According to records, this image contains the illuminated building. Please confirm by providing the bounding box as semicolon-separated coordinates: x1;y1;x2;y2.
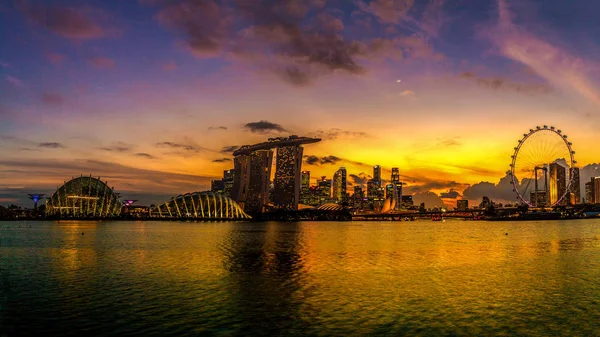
211;179;225;193
273;145;304;210
373;165;381;184
548;163;566;205
317;176;332;204
391;167;399;183
457;199;469;211
366;179;378;209
353;186;364;209
585;180;594;204
595;177;600;204
232;135;320;213
150;192;249;219
570;167;581;204
401;195;414;208
300;171;310;204
45;175;121;218
332;167;347;203
530;191;547;207
223;169;234;198
385;184;395;199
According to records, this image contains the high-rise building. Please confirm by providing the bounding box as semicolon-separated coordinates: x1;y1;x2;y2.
585;180;594;204
353;186;364;210
273;145;304;210
385;184;395;199
317;176;332;204
223;169;234;197
391;167;400;183
211;179;225;193
595;177;600;204
232;150;273;213
457;199;469;211
332;167;347;203
549;163;567;205
570;167;581;204
395;182;403;210
300;171;310;205
401;195;414;208
373;165;381;184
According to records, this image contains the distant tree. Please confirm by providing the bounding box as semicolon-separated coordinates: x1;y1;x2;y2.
418;202;426;213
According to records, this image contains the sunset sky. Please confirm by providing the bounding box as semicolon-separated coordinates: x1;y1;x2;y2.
1;0;600;207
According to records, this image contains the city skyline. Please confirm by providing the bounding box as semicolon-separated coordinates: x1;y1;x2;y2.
2;0;600;207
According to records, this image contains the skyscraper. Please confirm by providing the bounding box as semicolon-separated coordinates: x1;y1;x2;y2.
391;167;400;183
548;163;566;205
570;167;581;204
300;171;310;205
232;150;273;213
332;167;347;203
273;145;304;210
585;180;594;204
595;177;600;204
373;165;381;184
223;169;234;198
317;176;332;204
353;186;364;209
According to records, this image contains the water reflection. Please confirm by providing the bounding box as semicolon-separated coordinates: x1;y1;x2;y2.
1;220;600;336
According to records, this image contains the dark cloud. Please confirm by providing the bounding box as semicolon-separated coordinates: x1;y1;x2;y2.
412;191;444;208
437;137;460;147
459;72;553;95
100;143;131;152
304;155;342;165
212;158;232;163
310;128;369;140
440;189;461;199
402;180;464;195
462;172;517;203
144;0;439;85
41;93;65;106
349;173;371;188
358;0;414;24
244;120;287;134
135;153;156;159
21;4;107;39
156;141;198;152
220;145;240;154
38;142;65;149
208;126;228;131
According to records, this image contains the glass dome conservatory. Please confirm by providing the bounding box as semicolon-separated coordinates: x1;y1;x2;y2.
46;175;122;218
150;192;250;220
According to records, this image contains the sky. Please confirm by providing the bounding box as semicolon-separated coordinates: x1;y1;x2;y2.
1;0;600;208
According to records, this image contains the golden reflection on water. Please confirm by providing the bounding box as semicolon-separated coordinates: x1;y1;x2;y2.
4;219;599;335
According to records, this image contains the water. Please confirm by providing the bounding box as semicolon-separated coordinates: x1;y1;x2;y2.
1;220;600;336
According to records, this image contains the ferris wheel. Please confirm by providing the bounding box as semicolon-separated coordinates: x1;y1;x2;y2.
509;125;576;207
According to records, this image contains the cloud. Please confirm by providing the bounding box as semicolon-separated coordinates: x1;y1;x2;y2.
220;145;240;154
144;0;442;86
21;4;107;39
208;126;227;131
212;158;232;163
5;76;24;87
412;191;444;208
440;189;461;199
437;136;460;147
156;141;201;152
135;152;156;159
491;0;600;105
309;128;369;140
41;93;65;105
400;90;415;96
358;0;414;24
458;72;553;95
304;155;342;165
462;171;517;203
38;142;65;149
89;57;115;69
349;173;371;188
244;120;287;134
100;143;131;152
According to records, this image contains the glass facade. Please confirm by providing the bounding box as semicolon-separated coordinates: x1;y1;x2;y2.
273;145;303;210
150;192;250;219
46;176;121;218
332;167;347;203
